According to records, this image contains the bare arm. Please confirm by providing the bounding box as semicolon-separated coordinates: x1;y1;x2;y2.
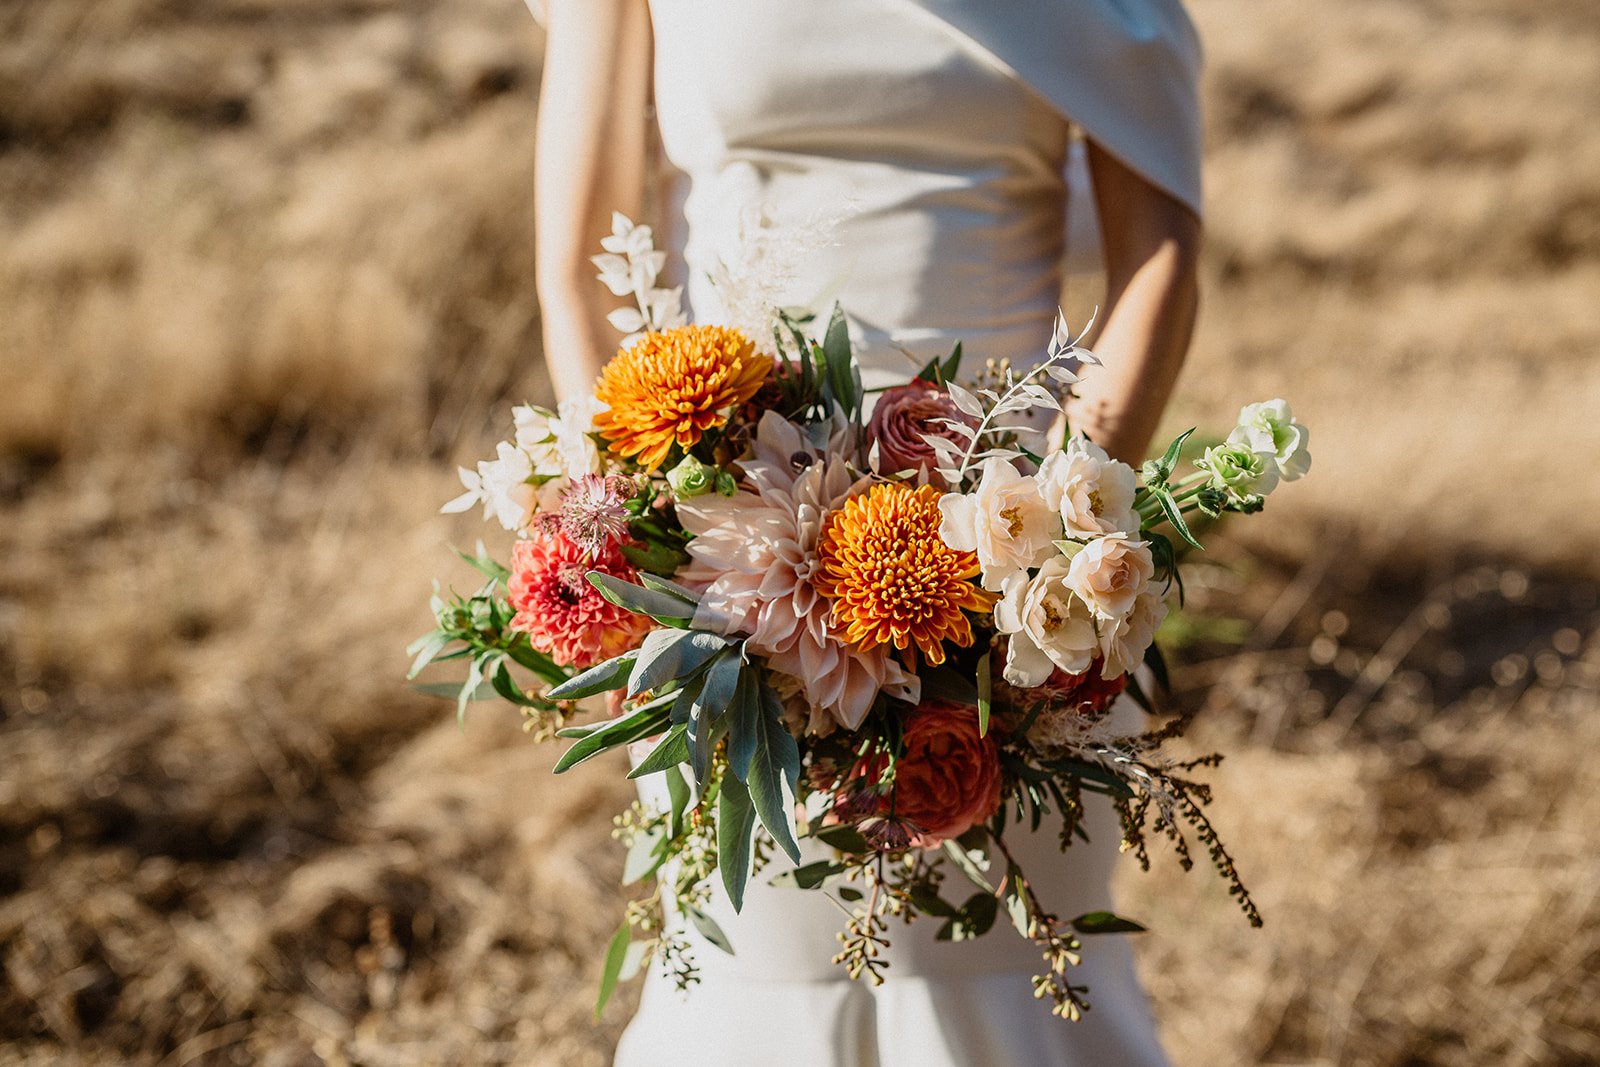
535;0;652;404
1067;143;1202;465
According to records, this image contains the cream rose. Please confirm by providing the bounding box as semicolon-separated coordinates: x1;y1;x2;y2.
1036;436;1140;537
1100;587;1169;678
938;457;1061;591
1065;534;1155;621
994;558;1101;687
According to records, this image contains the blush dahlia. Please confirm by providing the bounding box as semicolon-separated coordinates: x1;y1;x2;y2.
507;530;652;669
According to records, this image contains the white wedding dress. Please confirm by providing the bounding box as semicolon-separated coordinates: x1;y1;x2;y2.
612;1;1202;1064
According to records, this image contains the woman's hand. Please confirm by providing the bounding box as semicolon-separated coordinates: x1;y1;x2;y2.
535;0;652;404
1066;144;1202;466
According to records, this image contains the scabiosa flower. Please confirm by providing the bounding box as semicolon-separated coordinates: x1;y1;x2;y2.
591;324;773;470
558;474;634;555
507;529;651;669
815;483;995;666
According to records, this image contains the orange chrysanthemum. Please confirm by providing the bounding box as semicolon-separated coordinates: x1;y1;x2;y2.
591;325;773;471
815;483;996;666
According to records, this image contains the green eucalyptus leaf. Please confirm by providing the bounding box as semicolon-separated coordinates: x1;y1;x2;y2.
1071;910;1148;935
405;631;450;679
746;679;802;862
586;570;696;626
1003;866;1031;937
503;638;569;687
941;837;995;893
690;651;742;781
627;628;732;697
724;667;762;781
594;921;632;1020
717;772;758;913
976;650;993;737
626;723;691;779
812;824;872;855
636;573;703;606
547;652;637;700
768;860;845;890
684;905;735;956
553;704;671;773
620;540;692;576
665;764;692;841
906;882;962;918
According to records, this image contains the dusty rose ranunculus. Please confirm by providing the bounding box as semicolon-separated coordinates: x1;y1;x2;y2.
848;700;1003;847
867;379;977;486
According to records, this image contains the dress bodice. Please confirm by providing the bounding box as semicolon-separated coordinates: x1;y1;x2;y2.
651;0;1073;386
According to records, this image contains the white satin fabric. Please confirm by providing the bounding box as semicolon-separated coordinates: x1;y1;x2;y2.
611;1;1194;1062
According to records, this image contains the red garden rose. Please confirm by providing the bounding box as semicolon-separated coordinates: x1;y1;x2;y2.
841;700;1004;847
866;379;978;486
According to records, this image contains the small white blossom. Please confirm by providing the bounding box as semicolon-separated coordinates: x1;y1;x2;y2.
552;393;606;481
440;441;535;531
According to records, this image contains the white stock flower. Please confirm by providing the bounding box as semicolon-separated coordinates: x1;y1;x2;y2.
994;558;1102;687
938;457;1061;591
512;405;564;474
440;441;535;531
1036;436;1140;537
551;394;606;480
1100;587;1169;678
1065;533;1155;621
1229;399;1310;482
1196;441;1279;496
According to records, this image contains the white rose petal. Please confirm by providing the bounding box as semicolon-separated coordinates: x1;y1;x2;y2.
1036;436;1140;537
1100;587;1169;678
1065;533;1155;622
948;457;1062;591
995;560;1101;687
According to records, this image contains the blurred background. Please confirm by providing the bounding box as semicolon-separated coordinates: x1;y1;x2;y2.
1;0;1596;1063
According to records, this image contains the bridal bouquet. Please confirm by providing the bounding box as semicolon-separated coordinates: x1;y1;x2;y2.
412;215;1309;1019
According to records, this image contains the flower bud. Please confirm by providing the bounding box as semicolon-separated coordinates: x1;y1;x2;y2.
666;455;717;499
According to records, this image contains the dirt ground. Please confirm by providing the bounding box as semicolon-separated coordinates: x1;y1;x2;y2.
1;0;1596;1064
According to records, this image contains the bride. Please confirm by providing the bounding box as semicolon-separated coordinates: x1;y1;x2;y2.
534;1;1203;1063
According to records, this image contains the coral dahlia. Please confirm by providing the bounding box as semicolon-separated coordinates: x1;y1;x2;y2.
591;324;773;471
507;530;652;669
815;483;995;666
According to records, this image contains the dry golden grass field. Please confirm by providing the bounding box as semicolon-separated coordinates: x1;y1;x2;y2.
1;0;1597;1064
